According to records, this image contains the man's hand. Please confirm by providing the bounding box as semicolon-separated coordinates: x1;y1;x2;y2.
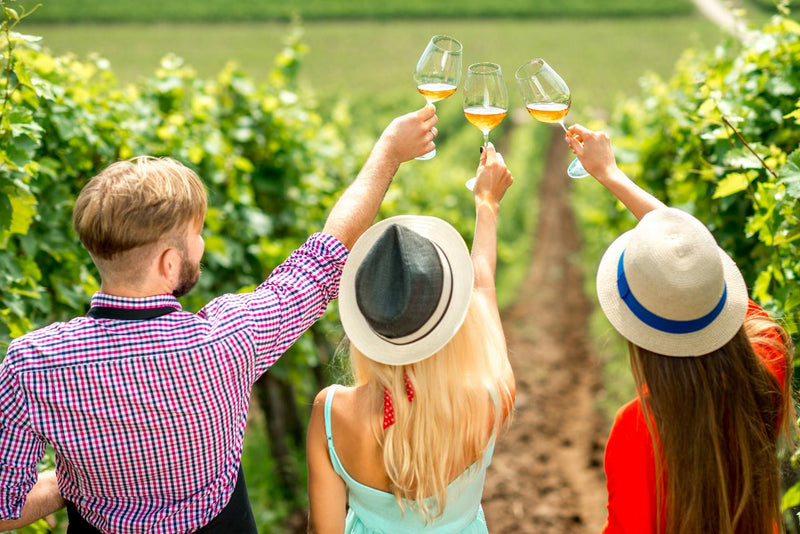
375;105;438;165
322;105;438;249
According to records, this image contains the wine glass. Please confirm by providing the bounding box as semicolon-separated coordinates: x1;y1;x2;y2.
515;58;589;178
463;62;508;190
413;35;462;160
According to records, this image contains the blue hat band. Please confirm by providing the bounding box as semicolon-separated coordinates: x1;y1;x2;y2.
617;251;727;335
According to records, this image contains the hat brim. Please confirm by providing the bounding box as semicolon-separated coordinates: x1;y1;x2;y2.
596;229;748;357
340;215;474;366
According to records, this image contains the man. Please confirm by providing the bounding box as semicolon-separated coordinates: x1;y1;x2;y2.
0;105;437;533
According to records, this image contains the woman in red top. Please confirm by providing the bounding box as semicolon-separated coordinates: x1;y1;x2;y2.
567;125;795;534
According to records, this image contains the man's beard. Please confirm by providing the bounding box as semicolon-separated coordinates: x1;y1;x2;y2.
172;250;201;298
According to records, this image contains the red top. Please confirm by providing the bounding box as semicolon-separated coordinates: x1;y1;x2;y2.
602;301;788;533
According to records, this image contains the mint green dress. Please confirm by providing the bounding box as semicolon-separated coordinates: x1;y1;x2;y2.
324;385;494;534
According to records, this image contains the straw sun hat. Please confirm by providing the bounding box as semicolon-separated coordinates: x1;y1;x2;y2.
339;215;474;366
596;208;748;357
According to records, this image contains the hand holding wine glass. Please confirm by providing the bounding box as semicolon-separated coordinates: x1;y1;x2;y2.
413;35;462;160
377;105;439;164
515;58;589;178
564;124;618;180
463;62;508;190
472;144;513;206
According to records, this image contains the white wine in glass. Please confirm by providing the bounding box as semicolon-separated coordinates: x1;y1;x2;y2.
515;58;589;178
414;35;462;160
463;62;508;190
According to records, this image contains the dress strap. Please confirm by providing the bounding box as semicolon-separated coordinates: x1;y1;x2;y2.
323;385;347;477
484;437;496;466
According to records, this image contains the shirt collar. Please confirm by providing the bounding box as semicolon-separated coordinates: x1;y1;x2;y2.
89;292;183;312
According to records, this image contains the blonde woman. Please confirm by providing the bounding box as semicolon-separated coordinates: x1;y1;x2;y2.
306;145;515;533
568;125;795;534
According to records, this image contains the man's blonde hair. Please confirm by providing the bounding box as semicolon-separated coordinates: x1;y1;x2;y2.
73;156;207;260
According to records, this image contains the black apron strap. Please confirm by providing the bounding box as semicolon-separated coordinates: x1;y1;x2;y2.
65;500;102;533
66;466;257;533
86;306;177;321
196;466;257;534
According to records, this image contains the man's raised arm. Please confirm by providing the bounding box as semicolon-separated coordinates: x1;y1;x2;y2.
323;105;437;250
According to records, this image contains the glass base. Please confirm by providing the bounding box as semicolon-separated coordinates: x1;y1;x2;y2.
567;157;590;179
465;177;476;191
416;148;436;161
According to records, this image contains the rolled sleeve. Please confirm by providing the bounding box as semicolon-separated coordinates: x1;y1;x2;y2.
199;233;349;378
266;233;348;304
0;361;45;519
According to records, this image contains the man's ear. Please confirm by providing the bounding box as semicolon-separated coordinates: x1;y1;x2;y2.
158;246;182;288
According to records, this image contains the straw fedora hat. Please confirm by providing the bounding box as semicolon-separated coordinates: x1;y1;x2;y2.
596;208;748;357
339;215;474;366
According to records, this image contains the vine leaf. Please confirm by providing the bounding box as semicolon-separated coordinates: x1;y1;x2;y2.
713;172;750;198
0;192;10;231
778;149;800;200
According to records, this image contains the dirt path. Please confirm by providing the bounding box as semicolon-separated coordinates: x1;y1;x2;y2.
481;129;608;533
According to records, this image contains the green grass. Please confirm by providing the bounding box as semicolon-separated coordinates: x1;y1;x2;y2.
22;16;727;113
22;0;696;22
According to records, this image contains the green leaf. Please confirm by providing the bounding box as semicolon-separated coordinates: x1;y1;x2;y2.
766;74;795;97
723;148;763;170
783;480;800;510
745;210;773;239
8;32;42;44
0;193;11;232
9;192;36;235
14;62;33;89
784;107;800;122
4;7;20;22
16;518;52;534
713;173;750;199
204;235;227;255
752;267;773;303
778;150;800;199
2;292;26;318
244;208;272;237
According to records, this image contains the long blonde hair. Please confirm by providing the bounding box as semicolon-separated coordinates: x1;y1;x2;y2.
349;292;513;522
630;312;795;534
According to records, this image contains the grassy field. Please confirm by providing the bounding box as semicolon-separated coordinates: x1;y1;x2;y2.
23;16;728;114
23;0;696;22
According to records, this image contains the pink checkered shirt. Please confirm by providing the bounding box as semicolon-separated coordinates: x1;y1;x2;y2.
0;233;347;533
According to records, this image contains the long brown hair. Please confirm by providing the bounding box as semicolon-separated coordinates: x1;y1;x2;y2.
630;313;795;534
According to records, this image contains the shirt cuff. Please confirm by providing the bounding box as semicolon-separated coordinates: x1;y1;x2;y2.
307;233;349;267
303;233;349;300
0;487;26;520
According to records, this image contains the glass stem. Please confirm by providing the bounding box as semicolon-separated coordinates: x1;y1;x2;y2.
558;120;568;133
483;132;489;146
